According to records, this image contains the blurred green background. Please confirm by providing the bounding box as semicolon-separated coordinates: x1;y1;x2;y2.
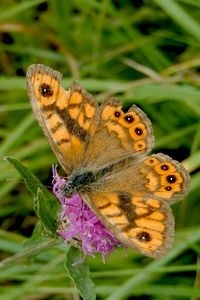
0;0;200;299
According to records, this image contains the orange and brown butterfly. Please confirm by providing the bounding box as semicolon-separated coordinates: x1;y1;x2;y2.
26;64;189;258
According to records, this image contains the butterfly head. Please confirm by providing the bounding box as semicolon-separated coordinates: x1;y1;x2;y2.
63;171;95;198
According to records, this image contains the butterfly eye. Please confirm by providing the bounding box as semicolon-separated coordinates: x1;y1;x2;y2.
39;83;54;97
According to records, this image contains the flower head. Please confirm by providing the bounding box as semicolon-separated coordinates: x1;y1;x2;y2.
52;166;121;259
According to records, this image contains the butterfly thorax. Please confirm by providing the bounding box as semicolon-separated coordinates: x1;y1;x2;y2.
64;171;95;197
64;155;136;197
64;155;137;197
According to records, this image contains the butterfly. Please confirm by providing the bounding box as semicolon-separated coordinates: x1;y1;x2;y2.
26;64;189;258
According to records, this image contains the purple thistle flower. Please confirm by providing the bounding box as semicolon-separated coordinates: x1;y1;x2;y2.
52;166;121;259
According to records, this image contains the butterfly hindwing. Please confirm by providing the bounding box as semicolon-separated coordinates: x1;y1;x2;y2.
82;189;174;258
81;153;189;257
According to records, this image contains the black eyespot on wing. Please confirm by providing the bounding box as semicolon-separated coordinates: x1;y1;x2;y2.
136;231;152;242
124;115;134;123
166;174;177;183
114;111;121;118
161;164;169;171
135;127;143;136
39;83;54;97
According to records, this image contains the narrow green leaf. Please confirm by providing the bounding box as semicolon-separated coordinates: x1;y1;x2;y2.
34;188;59;234
23;222;49;249
6;156;60;235
65;247;96;300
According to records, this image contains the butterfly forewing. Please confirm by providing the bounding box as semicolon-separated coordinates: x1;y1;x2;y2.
81;98;154;170
26;64;97;173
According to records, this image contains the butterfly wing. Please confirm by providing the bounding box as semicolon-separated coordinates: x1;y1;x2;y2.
27;64;154;174
82;97;154;169
26;64;98;174
81;154;189;258
82;190;174;258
